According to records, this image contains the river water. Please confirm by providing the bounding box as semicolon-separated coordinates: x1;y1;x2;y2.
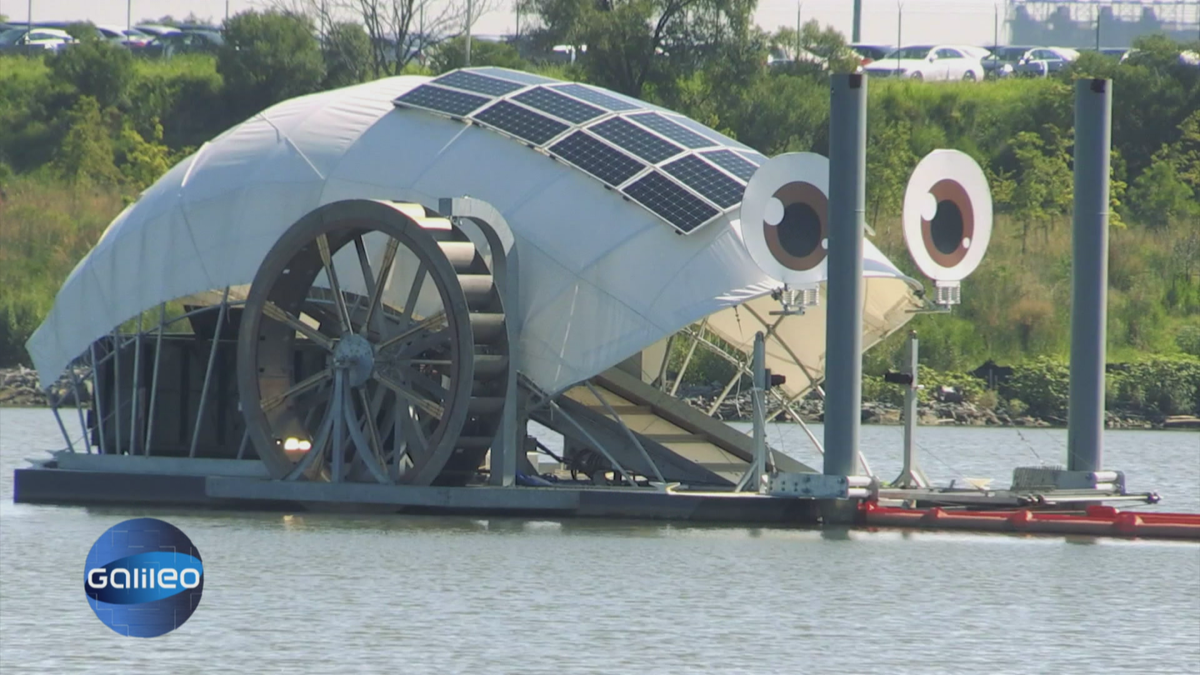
0;407;1197;674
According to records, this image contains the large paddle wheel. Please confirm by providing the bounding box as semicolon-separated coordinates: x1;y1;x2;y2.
237;200;511;487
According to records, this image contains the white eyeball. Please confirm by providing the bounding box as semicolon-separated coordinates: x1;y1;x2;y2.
740;152;830;283
902;149;993;283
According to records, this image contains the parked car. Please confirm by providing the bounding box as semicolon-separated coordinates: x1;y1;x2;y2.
0;26;76;53
94;24;153;47
1098;47;1130;60
1013;47;1080;77
134;24;182;38
864;44;984;81
140;30;224;58
767;45;828;69
849;43;892;66
982;44;1030;78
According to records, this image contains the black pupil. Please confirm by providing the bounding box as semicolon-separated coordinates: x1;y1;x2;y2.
930;200;963;255
778;202;821;259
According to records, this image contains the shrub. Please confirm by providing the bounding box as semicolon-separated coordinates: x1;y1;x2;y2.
1002;357;1071;419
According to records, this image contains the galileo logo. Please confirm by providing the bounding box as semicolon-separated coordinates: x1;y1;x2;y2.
83;517;204;638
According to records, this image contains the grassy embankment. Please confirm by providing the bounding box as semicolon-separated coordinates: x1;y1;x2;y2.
1;48;1198;420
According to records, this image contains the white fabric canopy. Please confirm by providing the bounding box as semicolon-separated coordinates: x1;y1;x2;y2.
27;73;922;393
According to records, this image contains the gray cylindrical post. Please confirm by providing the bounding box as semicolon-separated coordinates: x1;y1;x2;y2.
1068;78;1112;473
823;73;868;477
852;0;862;42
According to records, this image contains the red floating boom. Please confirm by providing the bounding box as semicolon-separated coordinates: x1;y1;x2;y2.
859;501;1200;541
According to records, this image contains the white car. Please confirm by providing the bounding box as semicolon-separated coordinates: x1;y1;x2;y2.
1013;47;1080;76
864;44;984;81
0;27;75;52
94;24;153;47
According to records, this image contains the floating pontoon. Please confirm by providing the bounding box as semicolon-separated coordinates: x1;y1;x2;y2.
14;69;1191;538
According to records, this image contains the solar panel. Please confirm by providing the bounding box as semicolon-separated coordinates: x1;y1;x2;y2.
432;70;525;96
624;171;720;234
700;149;758;181
661;114;755;151
470;67;558;85
627;113;716;149
472;100;570;145
551;83;642;111
513;87;605;124
590;117;684;163
394;84;490;117
737;150;768;165
549;132;646;187
662;155;745;208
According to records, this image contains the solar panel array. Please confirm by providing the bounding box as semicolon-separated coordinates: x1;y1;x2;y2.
393;68;767;234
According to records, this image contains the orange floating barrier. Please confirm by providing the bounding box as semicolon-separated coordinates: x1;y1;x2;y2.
858;500;1200;540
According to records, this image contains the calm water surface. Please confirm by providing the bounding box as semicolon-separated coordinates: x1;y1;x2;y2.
1;407;1197;674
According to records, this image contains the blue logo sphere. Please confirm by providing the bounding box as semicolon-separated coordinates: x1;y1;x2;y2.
83;517;204;637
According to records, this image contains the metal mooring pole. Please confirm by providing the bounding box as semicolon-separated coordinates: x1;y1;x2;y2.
892;331;930;488
1067;78;1112;473
823;73;867;478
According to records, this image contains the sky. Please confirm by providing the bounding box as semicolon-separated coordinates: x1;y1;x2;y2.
3;0;1030;46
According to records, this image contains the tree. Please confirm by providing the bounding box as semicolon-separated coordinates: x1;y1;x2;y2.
520;0;751;98
53;96;121;185
323;21;373;88
117;120;173;194
218;10;326;119
866;120;917;233
48;37;135;110
431;37;527;72
770;19;860;74
1126;157;1195;228
1008;126;1072;250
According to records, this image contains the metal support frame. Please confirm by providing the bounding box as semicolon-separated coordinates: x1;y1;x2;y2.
584;381;665;484
677;325;880;476
189;287;230;458
891;331;930;489
50;397;76;453
68;369;90;453
548;400;638;487
89;343;107;455
669;320;705;396
145;303;167;455
112;328;122;455
655;334;675;390
707;370;742;417
129;312;143;456
1067;78;1111;474
735;332;769;492
823;73;868;478
52;298;247;457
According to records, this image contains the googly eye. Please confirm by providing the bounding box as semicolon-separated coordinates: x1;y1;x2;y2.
902;150;993;283
740;152;830;284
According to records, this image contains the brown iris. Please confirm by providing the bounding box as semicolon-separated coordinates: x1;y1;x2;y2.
764;181;828;272
921;179;975;267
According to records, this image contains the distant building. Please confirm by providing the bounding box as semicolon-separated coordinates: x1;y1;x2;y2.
1009;0;1200;48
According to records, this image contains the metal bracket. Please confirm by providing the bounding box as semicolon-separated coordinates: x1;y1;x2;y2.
769;284;820;316
1011;466;1127;493
761;472;875;499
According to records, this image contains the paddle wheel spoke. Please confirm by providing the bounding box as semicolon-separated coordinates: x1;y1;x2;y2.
363;237;400;337
317;233;354;334
261;368;331;412
262;301;335;351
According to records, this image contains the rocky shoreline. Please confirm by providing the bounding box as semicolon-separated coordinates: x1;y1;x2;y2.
675;384;1198;431
0;366;92;408
2;367;1196;430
